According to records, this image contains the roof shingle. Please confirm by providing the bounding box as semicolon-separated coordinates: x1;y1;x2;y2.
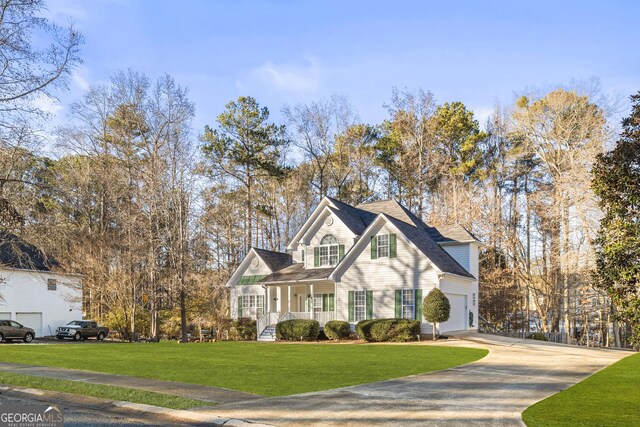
252;248;292;272
0;231;59;272
426;225;480;244
259;263;334;284
385;216;475;279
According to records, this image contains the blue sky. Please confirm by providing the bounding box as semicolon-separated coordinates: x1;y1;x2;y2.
43;0;639;135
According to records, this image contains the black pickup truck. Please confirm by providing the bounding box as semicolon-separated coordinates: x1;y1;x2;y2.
56;320;109;341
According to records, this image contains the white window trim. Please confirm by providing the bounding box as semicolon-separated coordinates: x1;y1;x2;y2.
319;234;339;267
402;289;414;320
377;234;389;258
305;293;334;312
354;290;366;322
242;294;264;319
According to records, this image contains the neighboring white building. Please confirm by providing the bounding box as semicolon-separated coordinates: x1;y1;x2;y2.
227;197;480;340
0;232;82;337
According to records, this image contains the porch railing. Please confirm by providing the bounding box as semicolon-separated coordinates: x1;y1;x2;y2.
314;311;335;326
257;312;281;337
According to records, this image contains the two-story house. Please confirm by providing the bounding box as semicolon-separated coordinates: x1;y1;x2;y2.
226;197;480;340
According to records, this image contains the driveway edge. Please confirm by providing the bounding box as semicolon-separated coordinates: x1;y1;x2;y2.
0;385;274;426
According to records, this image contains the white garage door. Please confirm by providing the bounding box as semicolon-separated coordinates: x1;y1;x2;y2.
0;312;10;320
440;294;467;332
16;312;42;337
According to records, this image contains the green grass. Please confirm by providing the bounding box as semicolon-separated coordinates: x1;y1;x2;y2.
523;353;640;427
0;341;487;396
0;372;208;409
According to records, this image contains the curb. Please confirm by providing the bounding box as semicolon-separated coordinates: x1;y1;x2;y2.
0;385;273;426
113;401;273;426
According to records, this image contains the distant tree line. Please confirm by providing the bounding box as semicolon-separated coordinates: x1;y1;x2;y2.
1;0;637;347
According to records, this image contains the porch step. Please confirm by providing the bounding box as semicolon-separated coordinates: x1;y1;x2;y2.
258;325;276;342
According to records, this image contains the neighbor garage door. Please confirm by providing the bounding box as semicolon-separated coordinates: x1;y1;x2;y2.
0;312;10;320
16;312;42;337
440;294;467;332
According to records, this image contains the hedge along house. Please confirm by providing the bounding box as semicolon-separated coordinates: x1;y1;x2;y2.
226;197;480;341
0;231;82;337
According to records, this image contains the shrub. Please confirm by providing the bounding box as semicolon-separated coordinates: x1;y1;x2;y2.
526;332;548;341
324;320;351;340
423;288;451;340
276;319;320;341
230;318;256;340
355;318;421;342
355;319;375;340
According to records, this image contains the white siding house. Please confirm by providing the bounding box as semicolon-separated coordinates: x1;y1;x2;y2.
0;268;82;337
226;197;481;340
0;233;82;337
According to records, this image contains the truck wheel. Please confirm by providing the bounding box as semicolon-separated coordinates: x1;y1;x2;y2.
73;331;82;341
97;332;105;341
0;333;4;343
23;333;34;343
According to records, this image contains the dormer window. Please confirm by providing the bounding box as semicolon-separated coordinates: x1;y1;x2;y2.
319;234;339;266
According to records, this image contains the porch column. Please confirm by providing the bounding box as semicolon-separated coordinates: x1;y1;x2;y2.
334;282;337;320
287;286;291;313
265;286;271;314
276;286;281;312
310;284;315;320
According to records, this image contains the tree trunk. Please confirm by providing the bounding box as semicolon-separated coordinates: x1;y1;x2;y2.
611;302;622;347
246;171;253;252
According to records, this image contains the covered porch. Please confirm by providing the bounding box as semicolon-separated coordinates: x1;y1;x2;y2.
255;263;337;340
258;281;336;340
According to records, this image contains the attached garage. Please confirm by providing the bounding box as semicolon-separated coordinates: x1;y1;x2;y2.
440;293;467;332
16;312;43;337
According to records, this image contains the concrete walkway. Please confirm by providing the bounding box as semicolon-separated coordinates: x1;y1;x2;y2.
0;362;261;405
201;333;630;426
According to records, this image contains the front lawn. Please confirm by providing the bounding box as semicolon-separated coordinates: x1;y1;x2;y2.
0;372;208;409
0;341;487;396
523;353;640;427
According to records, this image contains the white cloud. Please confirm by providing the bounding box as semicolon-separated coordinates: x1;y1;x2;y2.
243;56;321;93
71;66;91;92
32;93;64;117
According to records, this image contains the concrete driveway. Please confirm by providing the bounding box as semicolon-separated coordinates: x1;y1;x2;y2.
203;333;629;426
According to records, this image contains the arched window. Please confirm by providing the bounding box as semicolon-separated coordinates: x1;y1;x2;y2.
320;235;338;245
319;234;339;266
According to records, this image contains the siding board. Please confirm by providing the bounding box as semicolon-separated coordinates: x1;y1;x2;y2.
305;211;357;269
338;222;439;333
442;244;470;272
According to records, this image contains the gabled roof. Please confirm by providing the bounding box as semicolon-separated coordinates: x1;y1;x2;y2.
259;263;334;284
385;217;475;279
329;212;475;281
226;247;291;287
356;200;423;228
426;225;481;244
326;198;374;235
252;248;292;272
0;231;59;272
273;197;479;282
